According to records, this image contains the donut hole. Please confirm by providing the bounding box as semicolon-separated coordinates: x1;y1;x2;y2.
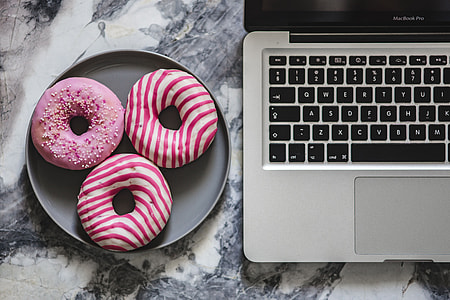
158;105;182;130
70;116;89;135
112;189;135;215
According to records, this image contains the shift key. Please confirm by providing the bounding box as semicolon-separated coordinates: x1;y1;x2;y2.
270;106;300;122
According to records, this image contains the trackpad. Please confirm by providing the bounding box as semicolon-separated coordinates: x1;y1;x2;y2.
355;177;450;255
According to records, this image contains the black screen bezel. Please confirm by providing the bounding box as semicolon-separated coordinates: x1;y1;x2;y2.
245;0;450;33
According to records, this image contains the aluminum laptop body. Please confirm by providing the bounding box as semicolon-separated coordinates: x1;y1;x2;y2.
243;0;450;262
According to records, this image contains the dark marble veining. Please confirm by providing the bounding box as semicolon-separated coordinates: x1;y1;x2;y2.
91;0;133;23
415;263;450;298
23;0;62;24
2;0;450;298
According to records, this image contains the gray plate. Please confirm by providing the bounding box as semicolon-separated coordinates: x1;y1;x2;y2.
25;50;231;250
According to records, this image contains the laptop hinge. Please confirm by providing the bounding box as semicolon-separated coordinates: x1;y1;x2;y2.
290;32;450;43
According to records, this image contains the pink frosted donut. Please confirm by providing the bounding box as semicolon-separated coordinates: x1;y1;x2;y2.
77;153;172;251
125;69;218;168
31;77;124;170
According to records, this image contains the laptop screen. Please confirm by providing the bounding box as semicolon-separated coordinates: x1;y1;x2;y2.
245;0;450;32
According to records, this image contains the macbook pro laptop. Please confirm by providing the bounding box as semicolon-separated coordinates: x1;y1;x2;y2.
243;0;450;262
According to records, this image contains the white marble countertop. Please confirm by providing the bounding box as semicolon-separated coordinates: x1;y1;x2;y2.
1;0;450;299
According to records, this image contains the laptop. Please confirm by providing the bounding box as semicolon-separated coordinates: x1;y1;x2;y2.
243;0;450;262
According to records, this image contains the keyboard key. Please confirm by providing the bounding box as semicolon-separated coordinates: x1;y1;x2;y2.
444;68;450;84
389;56;407;65
310;56;327;65
429;125;446;140
270;87;295;103
369;56;387;65
405;68;421;84
342;106;358;122
330;56;346;65
375;87;392;103
303;106;320;122
419;106;435;122
438;106;450;121
269;144;286;162
430;55;447;65
414;87;431;103
351;143;445;162
289;68;306;84
394;87;412;103
385;68;402;84
269;56;286;65
293;125;310;140
308;143;325;162
270;106;300;122
289;144;305;162
409;124;426;140
434;87;450;103
410;55;427;65
361;106;377;122
347;68;363;84
366;68;382;84
371;125;388;140
424;68;440;84
308;68;325;84
317;87;334;103
332;125;348;140
322;106;339;122
327;68;344;84
270;68;286;84
351;125;368;140
349;56;367;65
313;125;329;140
298;87;315;103
337;87;353;103
356;87;373;103
289;56;307;65
390;125;406;140
400;106;416;121
327;144;349;162
380;106;397;122
269;125;290;140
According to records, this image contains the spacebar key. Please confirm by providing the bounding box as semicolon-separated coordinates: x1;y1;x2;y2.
352;143;445;162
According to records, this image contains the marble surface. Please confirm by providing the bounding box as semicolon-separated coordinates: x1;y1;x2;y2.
1;0;450;299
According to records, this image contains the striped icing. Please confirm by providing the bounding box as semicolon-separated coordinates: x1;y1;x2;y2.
125;69;218;168
77;153;172;251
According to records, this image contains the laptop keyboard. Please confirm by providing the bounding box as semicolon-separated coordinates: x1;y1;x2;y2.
267;51;450;165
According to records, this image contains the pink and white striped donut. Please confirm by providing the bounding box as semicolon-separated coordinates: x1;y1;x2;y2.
125;69;218;168
77;153;172;251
